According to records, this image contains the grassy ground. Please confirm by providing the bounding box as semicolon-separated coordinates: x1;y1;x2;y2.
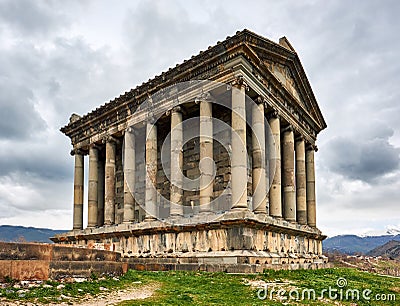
1;268;399;305
120;268;400;305
0;272;146;304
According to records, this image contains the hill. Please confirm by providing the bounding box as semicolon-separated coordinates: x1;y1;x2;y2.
0;225;66;243
323;234;400;254
367;240;400;260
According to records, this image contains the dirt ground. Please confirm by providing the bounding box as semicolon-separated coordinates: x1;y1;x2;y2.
0;283;158;306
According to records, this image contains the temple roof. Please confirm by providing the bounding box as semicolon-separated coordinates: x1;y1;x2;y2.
61;29;326;137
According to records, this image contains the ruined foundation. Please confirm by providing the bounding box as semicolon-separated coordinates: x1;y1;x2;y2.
53;212;329;271
0;242;126;281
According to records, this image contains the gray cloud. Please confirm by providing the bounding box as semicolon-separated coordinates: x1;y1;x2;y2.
122;1;239;85
0;83;46;140
0;0;68;36
0;143;70;180
323;136;400;183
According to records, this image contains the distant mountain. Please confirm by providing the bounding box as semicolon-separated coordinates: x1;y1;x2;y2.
361;225;400;237
0;225;66;243
367;240;400;260
323;234;400;255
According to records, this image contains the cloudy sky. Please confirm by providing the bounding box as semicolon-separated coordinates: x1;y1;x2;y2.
0;0;399;237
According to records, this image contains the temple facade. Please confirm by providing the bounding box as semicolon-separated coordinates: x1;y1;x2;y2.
52;30;328;270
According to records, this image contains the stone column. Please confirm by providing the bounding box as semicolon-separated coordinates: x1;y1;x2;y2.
72;149;84;230
282;126;296;222
104;137;116;226
87;145;99;228
252;97;267;215
231;77;248;210
170;107;183;216
268;111;282;218
145;120;157;221
198;94;213;213
295;137;307;225
123;128;135;223
97;153;105;227
306;145;317;227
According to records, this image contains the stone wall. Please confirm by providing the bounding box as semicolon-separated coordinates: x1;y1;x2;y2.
0;242;126;281
125;257;330;273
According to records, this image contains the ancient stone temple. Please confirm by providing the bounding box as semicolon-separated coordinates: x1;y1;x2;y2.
52;30;328;271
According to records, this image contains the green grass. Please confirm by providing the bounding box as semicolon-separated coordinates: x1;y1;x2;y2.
1;268;399;305
120;268;400;306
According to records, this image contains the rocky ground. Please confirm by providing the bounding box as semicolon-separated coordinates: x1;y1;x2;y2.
0;273;158;306
0;283;156;306
327;252;400;276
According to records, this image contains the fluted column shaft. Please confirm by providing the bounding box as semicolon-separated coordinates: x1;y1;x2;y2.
199;98;213;212
123;128;135;223
88;146;99;228
145;121;157;221
306;147;317;227
295;138;307;224
73;151;84;230
104;139;116;225
252;99;267;215
170;108;183;216
268;113;282;218
231;79;248;210
282;127;296;221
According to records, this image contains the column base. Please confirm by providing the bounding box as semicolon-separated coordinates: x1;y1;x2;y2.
254;212;267;220
230;204;249;211
170;213;183;217
198;210;213;215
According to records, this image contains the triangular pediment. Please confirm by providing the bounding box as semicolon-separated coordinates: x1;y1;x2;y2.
237;31;327;131
262;60;306;109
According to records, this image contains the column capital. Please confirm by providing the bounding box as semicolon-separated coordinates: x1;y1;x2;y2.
267;109;279;120
102;134;119;145
125;126;139;136
166;105;186;116
195;92;211;104
89;143;102;150
306;143;318;152
295;134;305;142
255;96;266;105
171;105;182;113
232;75;249;90
70;148;85;156
282;125;294;133
146;111;157;125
